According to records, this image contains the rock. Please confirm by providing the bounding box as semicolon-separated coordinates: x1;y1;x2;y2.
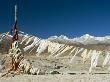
54;65;63;69
4;55;15;72
50;71;60;74
30;67;38;75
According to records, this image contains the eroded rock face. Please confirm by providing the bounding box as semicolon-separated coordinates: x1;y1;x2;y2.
2;34;110;75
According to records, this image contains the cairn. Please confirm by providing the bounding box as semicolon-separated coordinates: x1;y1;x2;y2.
1;41;38;77
0;5;41;77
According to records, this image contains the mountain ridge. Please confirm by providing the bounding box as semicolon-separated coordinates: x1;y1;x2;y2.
0;31;110;55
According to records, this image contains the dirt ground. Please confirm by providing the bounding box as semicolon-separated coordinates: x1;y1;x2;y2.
0;74;110;82
0;54;110;82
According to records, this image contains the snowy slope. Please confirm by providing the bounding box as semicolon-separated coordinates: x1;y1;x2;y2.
48;34;110;45
1;31;110;55
1;32;110;73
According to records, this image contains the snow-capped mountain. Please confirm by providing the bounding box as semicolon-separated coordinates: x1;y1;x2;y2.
48;34;110;45
0;32;110;55
1;32;110;73
73;34;110;45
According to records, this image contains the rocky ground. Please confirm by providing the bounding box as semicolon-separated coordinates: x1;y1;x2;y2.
0;53;110;82
1;74;110;82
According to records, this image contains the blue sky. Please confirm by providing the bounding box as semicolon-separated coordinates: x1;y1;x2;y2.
0;0;110;38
